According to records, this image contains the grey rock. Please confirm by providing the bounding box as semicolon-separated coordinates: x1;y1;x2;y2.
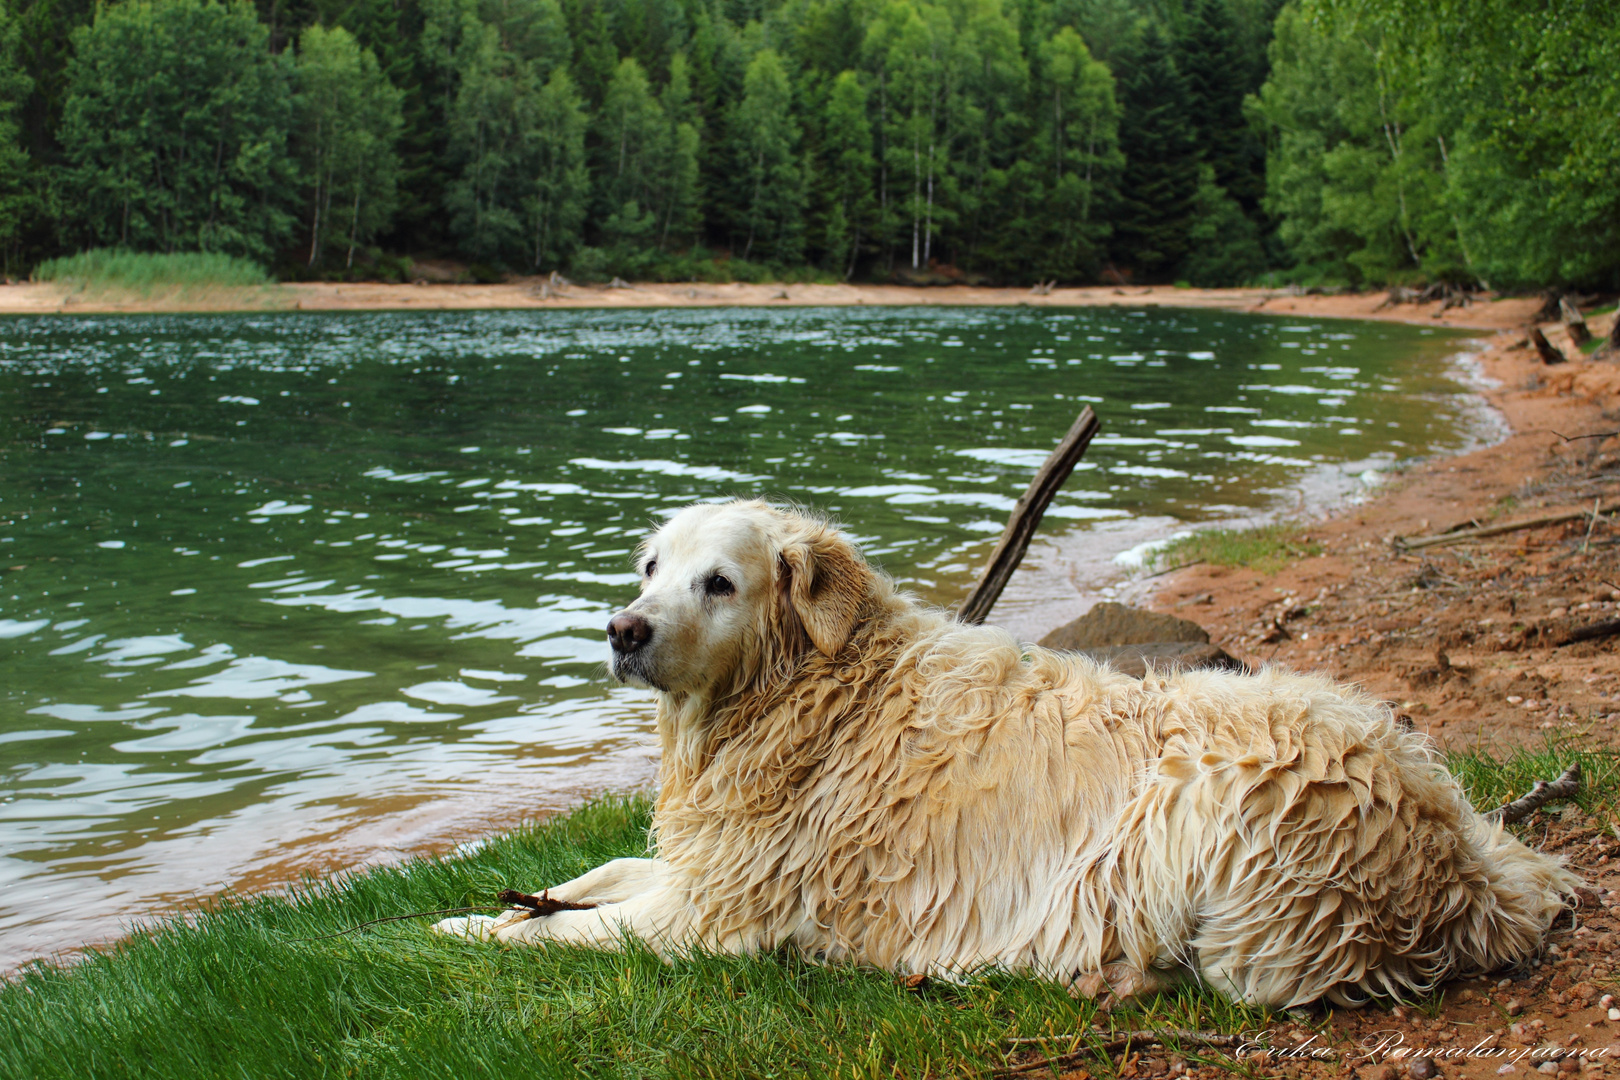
1070;642;1246;679
1038;601;1210;651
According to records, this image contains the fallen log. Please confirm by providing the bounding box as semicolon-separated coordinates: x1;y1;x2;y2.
1529;327;1566;365
1561;297;1592;346
1488;764;1582;825
1393;504;1605;551
957;406;1102;625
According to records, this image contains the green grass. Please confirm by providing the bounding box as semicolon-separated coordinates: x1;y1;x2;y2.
32;249;271;293
2;749;1608;1080
0;794;1275;1079
1446;737;1620;818
1149;522;1323;576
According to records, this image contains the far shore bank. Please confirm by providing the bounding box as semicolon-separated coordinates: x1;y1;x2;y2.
0;277;1546;331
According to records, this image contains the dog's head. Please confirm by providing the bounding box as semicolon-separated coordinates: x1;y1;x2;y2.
606;501;873;697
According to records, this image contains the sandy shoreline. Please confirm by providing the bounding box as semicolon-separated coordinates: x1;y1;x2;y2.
0;277;1546;332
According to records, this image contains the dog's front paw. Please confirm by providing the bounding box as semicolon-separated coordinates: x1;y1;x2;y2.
431;914;502;942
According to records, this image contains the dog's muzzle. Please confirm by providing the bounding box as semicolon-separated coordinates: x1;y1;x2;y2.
607;611;652;655
606;611;658;687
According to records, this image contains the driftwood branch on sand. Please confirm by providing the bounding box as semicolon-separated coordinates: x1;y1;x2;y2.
1529;327;1566;365
1393;503;1606;552
1488;764;1583;826
957;406;1102;625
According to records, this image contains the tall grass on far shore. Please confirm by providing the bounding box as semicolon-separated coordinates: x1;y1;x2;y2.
1;748;1609;1079
32;249;271;294
1148;521;1324;577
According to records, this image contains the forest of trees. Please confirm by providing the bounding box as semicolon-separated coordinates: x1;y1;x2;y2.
0;0;1615;291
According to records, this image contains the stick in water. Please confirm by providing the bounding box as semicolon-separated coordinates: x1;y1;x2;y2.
957;406;1102;625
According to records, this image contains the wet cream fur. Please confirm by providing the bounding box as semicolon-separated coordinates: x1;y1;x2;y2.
436;500;1577;1007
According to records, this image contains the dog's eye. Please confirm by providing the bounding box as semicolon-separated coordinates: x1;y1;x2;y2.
704;574;735;597
644;559;657;578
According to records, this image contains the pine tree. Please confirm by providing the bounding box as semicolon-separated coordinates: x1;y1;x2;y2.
294;24;404;271
525;67;589;269
1031;24;1119;280
595;56;664;249
442;0;571;265
1108;21;1198;281
0;8;34;276
817;70;875;278
655;52;701;250
731;47;804;264
1177;0;1260;211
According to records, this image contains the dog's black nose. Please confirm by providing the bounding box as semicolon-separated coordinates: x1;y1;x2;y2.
607;612;652;654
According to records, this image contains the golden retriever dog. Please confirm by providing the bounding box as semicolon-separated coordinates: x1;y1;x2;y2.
436;500;1577;1007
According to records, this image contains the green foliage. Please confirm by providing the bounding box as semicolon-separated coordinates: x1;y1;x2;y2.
0;7;34;276
1447;739;1620;820
441;0;573;267
732;47;804;264
815;70;877;279
8;0;1614;287
1109;21;1199;281
294;24;403;272
58;0;296;261
527;67;590;269
1254;0;1620;291
32;248;271;290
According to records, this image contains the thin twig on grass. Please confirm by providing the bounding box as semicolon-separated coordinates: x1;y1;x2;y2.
1488;764;1583;825
994;1031;1248;1077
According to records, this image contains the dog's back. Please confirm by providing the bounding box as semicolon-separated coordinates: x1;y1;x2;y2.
656;596;1576;1007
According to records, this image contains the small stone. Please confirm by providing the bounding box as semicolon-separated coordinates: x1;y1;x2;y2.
1609;1008;1619;1021
1497;1067;1518;1076
1602;994;1615;1009
1409;1058;1440;1079
1537;1064;1559;1076
1507;999;1525;1016
1558;1061;1580;1075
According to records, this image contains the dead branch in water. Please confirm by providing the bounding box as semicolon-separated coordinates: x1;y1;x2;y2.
1489;764;1583;825
957;406;1101;625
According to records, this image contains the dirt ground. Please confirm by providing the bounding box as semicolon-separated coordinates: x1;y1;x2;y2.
1083;310;1620;1079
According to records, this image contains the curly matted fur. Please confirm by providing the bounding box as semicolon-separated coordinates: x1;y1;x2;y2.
436;500;1577;1007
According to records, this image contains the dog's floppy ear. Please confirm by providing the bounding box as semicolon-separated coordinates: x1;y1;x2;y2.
778;524;868;658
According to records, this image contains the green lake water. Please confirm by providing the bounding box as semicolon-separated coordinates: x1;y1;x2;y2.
0;305;1477;967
